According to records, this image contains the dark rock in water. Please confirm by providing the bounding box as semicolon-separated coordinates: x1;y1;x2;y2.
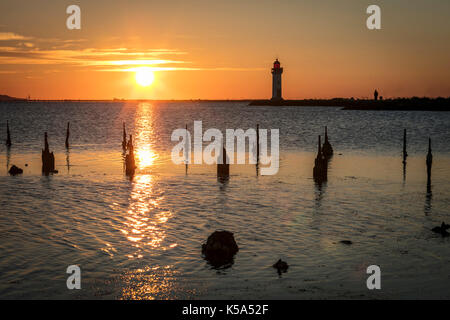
273;259;289;274
432;222;450;237
202;230;238;267
8;165;23;175
340;240;353;245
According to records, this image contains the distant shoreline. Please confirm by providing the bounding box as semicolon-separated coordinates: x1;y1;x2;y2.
1;94;450;111
249;98;450;111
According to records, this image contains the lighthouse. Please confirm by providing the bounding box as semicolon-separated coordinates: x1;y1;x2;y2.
271;59;283;101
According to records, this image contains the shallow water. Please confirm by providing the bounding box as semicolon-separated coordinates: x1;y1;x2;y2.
0;101;449;299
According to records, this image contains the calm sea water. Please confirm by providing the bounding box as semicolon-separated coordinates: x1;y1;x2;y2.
0;101;449;299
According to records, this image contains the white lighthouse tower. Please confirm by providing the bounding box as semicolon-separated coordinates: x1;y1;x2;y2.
271;59;283;101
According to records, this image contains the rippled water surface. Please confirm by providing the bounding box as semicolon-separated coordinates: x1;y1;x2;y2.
0;101;449;299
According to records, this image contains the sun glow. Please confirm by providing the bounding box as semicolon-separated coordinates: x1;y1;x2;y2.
135;67;155;87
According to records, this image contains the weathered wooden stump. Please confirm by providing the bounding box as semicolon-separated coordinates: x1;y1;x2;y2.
402;129;408;164
122;122;127;151
6;120;11;147
65;122;70;149
202;230;239;267
42;132;57;174
426;138;432;186
256;123;260;164
313;135;327;182
217;146;230;181
322;126;333;159
125;134;136;176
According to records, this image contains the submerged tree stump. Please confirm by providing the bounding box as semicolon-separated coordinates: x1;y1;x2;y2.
313;135;327;182
426;137;432;185
42;132;57;174
65;122;70;149
122;122;127;151
402;129;408;164
217;146;230;181
322;126;333;159
125;134;136;176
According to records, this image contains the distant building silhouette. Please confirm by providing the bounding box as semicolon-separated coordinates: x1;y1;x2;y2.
374;89;379;101
271;59;283;101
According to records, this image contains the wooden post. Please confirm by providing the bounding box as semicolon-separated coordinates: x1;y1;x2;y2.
402;129;407;164
217;146;230;181
65;122;70;149
313;135;327;182
6;120;11;147
42;132;56;174
125;134;136;176
185;124;188;175
426;137;432;186
322;126;333;159
122;122;127;150
256;124;260;164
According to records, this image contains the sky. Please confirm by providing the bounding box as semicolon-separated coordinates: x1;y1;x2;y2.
0;0;449;100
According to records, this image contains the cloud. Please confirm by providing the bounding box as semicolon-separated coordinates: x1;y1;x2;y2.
0;32;31;41
0;34;263;73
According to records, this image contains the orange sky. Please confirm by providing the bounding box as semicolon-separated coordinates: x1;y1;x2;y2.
0;0;449;100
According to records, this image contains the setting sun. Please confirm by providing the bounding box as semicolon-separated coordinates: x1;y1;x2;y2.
135;67;155;87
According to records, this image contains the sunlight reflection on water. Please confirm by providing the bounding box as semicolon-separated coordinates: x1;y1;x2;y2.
0;102;450;299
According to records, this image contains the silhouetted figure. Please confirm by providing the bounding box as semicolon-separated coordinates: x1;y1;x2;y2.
313;135;327;182
125;134;136;176
202;230;239;268
122;122;127;151
322;126;333;159
5;120;11;147
217;146;230;181
374;89;379;101
402;129;408;164
426;138;432;186
65;122;70;149
42;132;57;174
